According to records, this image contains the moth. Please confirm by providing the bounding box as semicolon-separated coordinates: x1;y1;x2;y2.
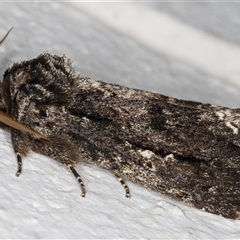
1;31;240;220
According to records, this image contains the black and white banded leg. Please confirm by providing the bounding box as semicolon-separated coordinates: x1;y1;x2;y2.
115;174;130;198
11;130;30;177
15;152;22;177
68;164;86;197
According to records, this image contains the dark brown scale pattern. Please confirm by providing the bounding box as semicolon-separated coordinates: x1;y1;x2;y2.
1;53;240;219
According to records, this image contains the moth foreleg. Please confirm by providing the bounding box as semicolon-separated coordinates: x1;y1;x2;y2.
115;174;130;198
15;153;22;177
68;164;86;197
11;130;30;177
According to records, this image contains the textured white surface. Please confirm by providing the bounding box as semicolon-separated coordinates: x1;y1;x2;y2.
0;2;240;239
72;2;240;86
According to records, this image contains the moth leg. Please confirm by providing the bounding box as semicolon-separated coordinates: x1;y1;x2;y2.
68;164;86;197
11;130;30;177
115;174;130;198
16;153;22;177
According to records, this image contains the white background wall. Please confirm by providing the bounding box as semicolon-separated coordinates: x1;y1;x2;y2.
0;2;240;238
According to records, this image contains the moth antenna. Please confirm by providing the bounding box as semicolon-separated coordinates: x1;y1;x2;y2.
0;27;13;46
0;111;49;140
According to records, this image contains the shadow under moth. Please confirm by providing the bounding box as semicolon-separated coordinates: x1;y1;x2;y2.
1;30;240;220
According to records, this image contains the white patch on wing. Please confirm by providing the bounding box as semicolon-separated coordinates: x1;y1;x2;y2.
165;154;175;161
215;109;232;119
215;109;239;134
138;149;154;159
226;121;238;134
215;110;225;120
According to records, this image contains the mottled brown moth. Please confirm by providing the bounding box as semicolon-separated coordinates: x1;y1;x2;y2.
1;30;240;220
